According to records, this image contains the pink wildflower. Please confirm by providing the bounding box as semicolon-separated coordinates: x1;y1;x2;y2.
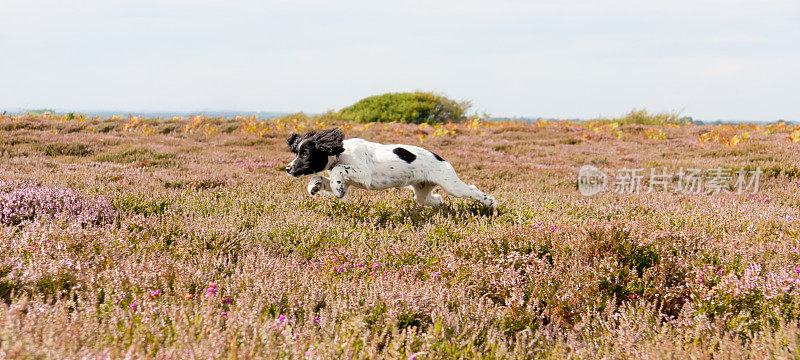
205;283;218;299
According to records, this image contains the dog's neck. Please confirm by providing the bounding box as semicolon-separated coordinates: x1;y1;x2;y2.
327;155;340;170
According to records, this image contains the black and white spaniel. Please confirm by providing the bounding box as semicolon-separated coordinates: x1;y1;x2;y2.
285;128;495;208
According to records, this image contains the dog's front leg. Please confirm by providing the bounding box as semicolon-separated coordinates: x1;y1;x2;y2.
328;168;349;199
308;175;332;196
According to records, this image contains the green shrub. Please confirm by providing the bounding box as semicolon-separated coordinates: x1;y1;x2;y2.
339;91;470;124
24;109;57;117
592;109;689;125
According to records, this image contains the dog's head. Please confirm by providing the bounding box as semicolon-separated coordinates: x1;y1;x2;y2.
285;128;345;177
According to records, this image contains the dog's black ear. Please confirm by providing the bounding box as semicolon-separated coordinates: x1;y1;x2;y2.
311;128;345;155
287;133;301;153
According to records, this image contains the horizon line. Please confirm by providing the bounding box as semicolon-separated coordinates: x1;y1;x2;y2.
1;107;795;124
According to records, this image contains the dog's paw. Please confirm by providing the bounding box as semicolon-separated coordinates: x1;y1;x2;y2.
481;194;496;208
307;179;323;196
427;194;444;208
332;180;346;199
333;187;346;199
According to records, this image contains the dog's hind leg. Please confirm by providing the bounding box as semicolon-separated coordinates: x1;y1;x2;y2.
412;182;443;207
433;171;495;208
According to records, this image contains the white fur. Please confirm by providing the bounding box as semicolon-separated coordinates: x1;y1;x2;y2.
299;138;496;208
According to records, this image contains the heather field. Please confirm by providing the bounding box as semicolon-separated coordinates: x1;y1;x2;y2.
2;113;800;359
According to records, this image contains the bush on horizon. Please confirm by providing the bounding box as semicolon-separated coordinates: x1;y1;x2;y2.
591;108;691;125
339;91;471;124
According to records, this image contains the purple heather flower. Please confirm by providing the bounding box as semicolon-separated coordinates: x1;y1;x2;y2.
205;283;218;299
0;183;114;226
130;301;139;309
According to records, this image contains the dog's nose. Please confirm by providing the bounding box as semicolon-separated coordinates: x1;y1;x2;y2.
285;164;293;173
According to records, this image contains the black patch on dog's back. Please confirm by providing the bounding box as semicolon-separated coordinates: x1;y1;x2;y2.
393;147;416;163
431;152;444;161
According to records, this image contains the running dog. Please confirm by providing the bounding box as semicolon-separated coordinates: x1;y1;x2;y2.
285;128;495;208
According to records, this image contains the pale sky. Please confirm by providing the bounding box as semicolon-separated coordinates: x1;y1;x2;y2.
1;0;798;120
